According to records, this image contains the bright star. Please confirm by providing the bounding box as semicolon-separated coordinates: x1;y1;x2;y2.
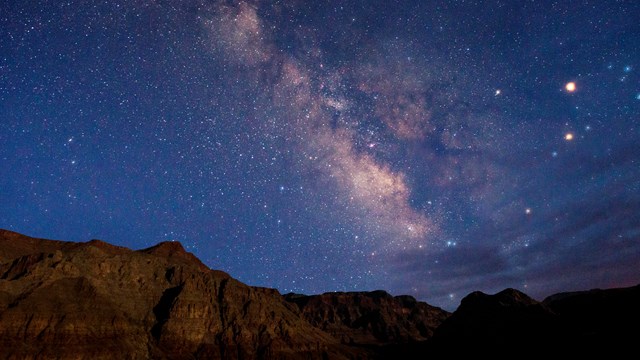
565;82;576;92
565;133;574;141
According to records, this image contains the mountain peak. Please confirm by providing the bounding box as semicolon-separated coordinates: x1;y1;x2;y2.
459;288;538;311
495;288;539;306
138;241;209;271
141;240;187;255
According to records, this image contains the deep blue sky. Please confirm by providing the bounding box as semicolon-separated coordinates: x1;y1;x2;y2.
1;0;639;310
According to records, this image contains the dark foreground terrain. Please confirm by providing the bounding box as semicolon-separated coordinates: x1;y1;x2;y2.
0;229;638;359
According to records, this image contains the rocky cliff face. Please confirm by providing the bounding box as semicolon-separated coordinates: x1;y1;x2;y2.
284;290;449;345
2;229;639;358
0;230;356;359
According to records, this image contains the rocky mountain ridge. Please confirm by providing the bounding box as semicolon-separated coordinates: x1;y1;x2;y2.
0;229;449;359
0;229;638;358
284;290;448;345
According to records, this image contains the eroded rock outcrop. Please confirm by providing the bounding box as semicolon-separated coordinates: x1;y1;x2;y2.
4;229;637;358
0;229;355;359
284;290;449;345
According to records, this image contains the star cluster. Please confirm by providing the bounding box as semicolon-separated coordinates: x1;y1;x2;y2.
1;0;639;310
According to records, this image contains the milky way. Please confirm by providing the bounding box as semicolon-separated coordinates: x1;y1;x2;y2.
1;0;639;309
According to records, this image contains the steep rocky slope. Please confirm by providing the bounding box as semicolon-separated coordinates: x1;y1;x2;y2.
0;229;355;359
284;291;449;345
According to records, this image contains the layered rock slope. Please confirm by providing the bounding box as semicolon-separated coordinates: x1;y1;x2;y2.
285;291;449;345
0;230;353;359
2;229;638;358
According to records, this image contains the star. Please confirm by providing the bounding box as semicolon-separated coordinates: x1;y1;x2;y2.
525;208;532;215
565;82;576;92
495;89;501;96
564;133;574;141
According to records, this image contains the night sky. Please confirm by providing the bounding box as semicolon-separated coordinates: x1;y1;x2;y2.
1;0;639;310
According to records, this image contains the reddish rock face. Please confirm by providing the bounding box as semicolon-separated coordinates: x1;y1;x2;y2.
284;291;450;345
4;229;637;358
0;230;356;359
